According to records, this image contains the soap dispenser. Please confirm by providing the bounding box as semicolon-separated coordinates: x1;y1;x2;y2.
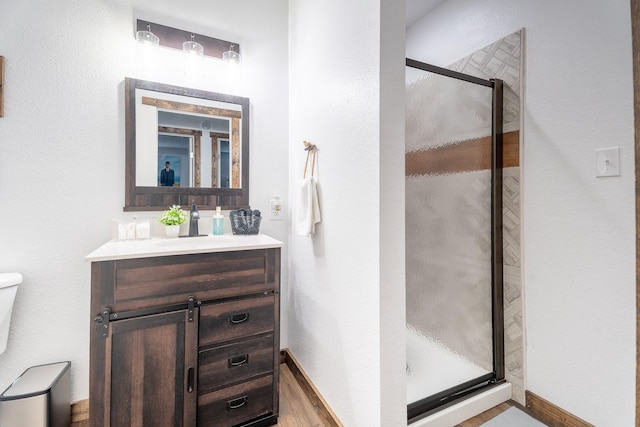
212;207;225;235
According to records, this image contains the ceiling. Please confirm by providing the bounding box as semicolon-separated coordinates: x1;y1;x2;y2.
405;0;447;28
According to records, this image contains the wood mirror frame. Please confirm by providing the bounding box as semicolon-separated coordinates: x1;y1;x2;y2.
124;77;250;211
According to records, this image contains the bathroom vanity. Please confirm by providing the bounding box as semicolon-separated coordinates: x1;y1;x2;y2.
86;235;282;427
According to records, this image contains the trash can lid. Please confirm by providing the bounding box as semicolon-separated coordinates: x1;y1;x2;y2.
0;361;70;400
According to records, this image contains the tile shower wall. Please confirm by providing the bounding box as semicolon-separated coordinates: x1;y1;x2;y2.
502;168;523;403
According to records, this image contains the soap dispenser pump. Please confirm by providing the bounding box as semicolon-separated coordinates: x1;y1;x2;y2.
212;207;225;235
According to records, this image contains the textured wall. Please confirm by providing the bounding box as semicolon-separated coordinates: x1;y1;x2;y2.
407;1;635;425
0;0;288;402
287;1;406;426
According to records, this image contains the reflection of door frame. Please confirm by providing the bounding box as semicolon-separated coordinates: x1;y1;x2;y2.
210;132;229;188
159;127;202;188
210;130;241;188
405;58;505;422
231;117;241;187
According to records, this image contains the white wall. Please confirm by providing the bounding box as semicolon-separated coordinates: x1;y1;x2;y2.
288;0;406;425
407;1;635;425
0;0;288;402
380;0;407;424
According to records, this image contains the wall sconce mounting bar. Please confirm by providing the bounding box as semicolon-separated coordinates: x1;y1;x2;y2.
136;20;239;60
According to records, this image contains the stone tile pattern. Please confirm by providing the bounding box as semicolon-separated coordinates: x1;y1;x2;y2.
449;31;522;129
449;31;524;404
502;170;523;404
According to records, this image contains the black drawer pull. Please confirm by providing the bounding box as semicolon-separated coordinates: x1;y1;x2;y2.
229;313;250;325
226;396;248;410
187;367;194;393
228;354;249;367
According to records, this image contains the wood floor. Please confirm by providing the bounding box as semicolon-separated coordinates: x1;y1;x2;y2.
71;367;525;426
277;363;328;426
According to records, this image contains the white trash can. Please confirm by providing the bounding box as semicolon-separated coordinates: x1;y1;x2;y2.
0;361;71;427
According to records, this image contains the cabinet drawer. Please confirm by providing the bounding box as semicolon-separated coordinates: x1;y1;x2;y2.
197;375;273;427
104;250;278;312
198;334;274;393
199;296;275;347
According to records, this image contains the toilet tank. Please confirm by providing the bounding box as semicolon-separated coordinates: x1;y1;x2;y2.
0;273;22;355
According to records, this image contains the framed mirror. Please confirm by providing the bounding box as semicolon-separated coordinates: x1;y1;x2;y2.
124;77;249;211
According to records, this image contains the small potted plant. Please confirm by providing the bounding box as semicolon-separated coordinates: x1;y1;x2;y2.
157;205;187;238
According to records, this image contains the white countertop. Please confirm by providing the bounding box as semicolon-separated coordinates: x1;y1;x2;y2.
85;234;283;262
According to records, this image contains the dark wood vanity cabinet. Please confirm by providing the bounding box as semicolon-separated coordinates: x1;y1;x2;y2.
89;248;281;427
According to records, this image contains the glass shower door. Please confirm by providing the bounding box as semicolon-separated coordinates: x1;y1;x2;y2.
405;59;503;420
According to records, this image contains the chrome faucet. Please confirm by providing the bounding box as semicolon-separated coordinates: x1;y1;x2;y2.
189;201;200;237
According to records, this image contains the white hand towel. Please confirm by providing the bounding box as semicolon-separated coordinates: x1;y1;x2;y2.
310;177;321;233
297;176;321;236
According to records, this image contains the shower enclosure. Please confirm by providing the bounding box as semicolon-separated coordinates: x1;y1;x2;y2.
405;58;504;423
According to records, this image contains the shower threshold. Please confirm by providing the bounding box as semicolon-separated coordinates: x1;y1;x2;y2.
408;382;511;427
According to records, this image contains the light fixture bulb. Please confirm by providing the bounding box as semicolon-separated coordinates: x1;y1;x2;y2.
136;24;159;46
223;44;241;64
183;34;204;56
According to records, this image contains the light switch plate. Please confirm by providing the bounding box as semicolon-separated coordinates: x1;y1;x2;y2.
596;147;620;177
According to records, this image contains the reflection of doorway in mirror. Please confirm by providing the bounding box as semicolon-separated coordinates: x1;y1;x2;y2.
219;139;230;188
154;104;233;189
157;127;201;187
158;155;181;187
158;133;193;187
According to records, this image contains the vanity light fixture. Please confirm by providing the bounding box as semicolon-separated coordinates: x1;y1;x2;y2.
223;44;241;64
135;23;159;46
183;34;204;56
135;20;240;61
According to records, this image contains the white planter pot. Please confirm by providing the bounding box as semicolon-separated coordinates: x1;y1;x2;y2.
165;225;180;238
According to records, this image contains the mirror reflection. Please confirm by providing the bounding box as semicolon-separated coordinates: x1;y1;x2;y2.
135;89;242;189
124;78;250;211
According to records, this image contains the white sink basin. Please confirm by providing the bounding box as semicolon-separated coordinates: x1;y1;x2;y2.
154;235;233;249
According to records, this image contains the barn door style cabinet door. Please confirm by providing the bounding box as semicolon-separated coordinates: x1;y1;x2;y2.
92;305;199;426
89;247;281;427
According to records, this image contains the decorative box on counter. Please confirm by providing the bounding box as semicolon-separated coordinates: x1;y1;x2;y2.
229;208;261;235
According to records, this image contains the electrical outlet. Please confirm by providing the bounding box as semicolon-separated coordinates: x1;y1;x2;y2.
270;197;283;220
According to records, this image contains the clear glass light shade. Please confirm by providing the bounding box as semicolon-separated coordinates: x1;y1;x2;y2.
183;40;204;56
136;30;159;46
223;49;241;64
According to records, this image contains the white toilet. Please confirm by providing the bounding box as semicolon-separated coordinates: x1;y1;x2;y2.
0;273;22;355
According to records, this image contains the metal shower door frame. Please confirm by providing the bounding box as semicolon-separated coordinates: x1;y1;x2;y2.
405;58;505;423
